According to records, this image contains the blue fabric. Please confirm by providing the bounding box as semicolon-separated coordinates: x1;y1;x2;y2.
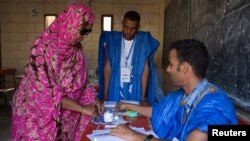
98;31;160;105
151;83;238;141
183;79;209;115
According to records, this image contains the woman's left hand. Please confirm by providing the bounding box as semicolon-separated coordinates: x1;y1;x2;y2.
95;99;104;114
81;105;97;116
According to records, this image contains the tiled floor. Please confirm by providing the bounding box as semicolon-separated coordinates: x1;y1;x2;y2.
0;104;11;141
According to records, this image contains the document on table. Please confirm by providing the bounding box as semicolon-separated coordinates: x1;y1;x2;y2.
87;126;158;141
93;134;125;141
87;129;125;141
120;100;140;105
129;126;159;138
103;101;117;108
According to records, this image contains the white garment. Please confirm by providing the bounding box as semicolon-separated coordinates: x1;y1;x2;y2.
120;38;134;67
120;38;135;92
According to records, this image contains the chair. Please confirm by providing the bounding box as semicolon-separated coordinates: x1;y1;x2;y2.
0;68;17;105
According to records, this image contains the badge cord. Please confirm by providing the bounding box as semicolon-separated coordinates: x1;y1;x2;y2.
120;37;135;99
122;38;135;67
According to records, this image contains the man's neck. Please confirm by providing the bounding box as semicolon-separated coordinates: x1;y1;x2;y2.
183;77;203;94
123;34;136;41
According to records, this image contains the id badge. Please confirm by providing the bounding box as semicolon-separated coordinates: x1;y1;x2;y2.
120;67;131;83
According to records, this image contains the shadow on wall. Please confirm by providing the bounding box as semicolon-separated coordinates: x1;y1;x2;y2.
162;68;179;95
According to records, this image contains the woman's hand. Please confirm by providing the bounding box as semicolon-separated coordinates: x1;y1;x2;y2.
95;99;104;114
81;100;104;116
81;104;97;116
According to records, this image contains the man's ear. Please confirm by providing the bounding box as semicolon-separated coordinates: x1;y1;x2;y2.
182;62;190;73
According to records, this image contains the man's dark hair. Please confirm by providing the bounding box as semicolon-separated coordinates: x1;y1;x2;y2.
169;39;209;78
123;11;141;24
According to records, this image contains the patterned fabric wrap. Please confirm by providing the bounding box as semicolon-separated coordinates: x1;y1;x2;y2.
11;3;95;141
151;84;238;141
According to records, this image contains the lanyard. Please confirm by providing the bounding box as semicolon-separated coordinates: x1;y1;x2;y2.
122;37;135;66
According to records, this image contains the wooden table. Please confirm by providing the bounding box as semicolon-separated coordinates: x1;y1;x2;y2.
80;115;151;141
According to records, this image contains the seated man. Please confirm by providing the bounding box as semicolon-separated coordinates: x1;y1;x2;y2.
111;39;238;141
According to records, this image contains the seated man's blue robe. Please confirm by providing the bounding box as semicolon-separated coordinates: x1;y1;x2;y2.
151;83;238;141
98;31;160;105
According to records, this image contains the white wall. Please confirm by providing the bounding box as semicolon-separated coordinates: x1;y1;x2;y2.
0;0;165;75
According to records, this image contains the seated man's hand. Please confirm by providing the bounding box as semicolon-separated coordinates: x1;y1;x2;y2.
141;100;149;106
117;102;130;111
111;125;138;141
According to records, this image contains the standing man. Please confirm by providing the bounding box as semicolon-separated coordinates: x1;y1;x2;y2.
98;11;161;105
111;39;238;141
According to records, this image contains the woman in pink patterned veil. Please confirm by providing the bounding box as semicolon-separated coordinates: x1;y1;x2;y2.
11;2;103;141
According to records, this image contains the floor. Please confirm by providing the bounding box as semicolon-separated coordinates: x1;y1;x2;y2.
0;95;12;141
0;104;11;141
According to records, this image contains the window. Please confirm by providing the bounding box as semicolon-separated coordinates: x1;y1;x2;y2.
44;14;56;28
101;15;113;31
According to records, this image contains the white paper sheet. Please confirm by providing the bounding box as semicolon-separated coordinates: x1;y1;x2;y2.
87;129;125;141
87;127;158;141
94;135;125;141
120;100;140;105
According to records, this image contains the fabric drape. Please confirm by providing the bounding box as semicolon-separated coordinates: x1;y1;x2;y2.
151;84;238;141
98;31;160;105
11;3;95;141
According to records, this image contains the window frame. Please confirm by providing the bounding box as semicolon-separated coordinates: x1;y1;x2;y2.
44;14;57;29
101;15;113;31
